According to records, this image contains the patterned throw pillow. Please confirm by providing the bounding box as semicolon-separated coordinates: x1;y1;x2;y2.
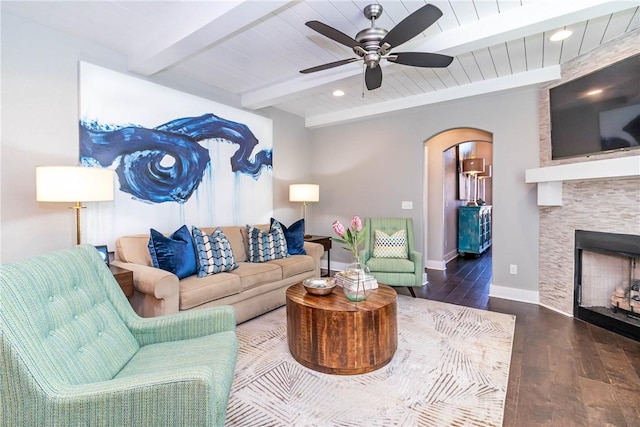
191;226;238;277
373;229;408;259
246;222;290;262
148;225;198;279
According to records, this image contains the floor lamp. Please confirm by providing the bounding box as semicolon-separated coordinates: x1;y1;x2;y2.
462;158;485;206
36;166;115;245
289;184;319;237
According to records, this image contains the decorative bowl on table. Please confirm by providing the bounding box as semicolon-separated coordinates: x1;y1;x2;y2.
302;277;336;296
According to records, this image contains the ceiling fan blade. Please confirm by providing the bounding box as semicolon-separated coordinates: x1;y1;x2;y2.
365;66;383;90
306;21;359;49
388;52;453;68
300;58;360;74
380;4;442;49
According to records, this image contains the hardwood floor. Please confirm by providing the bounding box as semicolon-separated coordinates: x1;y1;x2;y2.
396;249;640;427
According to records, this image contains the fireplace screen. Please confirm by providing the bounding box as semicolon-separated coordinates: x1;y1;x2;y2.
574;230;640;341
580;251;639;320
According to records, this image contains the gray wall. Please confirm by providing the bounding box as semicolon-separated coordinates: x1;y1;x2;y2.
307;89;541;294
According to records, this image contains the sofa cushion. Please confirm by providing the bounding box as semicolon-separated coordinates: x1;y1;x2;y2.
198;226;247;263
228;262;282;291
373;229;408;259
148;225;197;279
271;218;306;255
178;273;242;310
116;235;153;266
366;257;415;273
267;254;315;278
246;223;289;262
192;226;239;277
114;330;237;389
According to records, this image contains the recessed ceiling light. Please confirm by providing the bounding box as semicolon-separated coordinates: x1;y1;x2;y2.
550;29;572;42
332;90;345;97
586;89;603;96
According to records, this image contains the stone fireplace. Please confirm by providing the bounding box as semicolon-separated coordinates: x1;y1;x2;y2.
574;230;640;341
535;31;640;327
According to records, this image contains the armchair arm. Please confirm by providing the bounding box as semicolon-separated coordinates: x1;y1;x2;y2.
409;250;423;285
359;248;371;264
110;261;179;300
128;305;236;347
303;241;324;277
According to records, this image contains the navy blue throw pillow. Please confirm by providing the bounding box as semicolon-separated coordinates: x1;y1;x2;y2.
271;218;306;255
148;225;197;279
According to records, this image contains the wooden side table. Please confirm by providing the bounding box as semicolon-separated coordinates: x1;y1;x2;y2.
109;265;134;298
286;283;397;375
304;235;331;277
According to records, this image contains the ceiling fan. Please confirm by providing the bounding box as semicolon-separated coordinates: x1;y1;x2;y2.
300;3;454;91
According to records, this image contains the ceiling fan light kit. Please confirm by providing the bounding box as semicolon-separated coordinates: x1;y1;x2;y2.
301;3;454;91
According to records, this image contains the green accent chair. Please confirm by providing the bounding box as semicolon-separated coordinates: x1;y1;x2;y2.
0;245;238;426
360;217;424;297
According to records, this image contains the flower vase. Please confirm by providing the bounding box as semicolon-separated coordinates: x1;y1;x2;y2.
342;261;372;302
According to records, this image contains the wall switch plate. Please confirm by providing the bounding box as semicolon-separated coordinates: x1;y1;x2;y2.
510;264;518;274
401;201;413;210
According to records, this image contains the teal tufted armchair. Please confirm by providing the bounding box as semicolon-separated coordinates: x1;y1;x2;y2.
360;217;424;297
0;245;238;426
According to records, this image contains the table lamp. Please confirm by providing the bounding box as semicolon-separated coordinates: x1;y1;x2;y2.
289;184;319;237
462;158;485;206
477;164;492;203
36;166;115;245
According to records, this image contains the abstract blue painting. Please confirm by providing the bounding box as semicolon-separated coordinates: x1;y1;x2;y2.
79;62;273;248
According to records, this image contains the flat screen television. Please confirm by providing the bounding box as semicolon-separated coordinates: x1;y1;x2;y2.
549;53;640;160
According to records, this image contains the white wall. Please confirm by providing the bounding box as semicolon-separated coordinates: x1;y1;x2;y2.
0;13;309;263
308;89;541;294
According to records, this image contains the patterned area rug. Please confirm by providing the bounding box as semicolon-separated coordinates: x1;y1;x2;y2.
226;295;515;426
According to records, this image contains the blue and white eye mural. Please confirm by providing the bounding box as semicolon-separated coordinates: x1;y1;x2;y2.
79;62;274;248
79;114;272;204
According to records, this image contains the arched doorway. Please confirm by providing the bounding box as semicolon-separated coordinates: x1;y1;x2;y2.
423;128;493;270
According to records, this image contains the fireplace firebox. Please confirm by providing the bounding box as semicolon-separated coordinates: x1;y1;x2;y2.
574;230;639;342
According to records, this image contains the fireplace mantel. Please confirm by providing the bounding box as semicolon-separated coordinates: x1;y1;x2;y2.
525;155;640;206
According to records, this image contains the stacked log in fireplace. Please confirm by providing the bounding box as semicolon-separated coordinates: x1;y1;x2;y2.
611;279;640;317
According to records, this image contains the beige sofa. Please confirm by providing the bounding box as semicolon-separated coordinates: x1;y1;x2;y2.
112;225;323;324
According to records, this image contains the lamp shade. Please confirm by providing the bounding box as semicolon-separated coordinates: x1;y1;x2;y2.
36;166;115;202
289;184;319;203
462;158;485;174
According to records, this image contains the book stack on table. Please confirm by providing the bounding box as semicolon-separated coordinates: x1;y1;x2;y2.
334;270;378;290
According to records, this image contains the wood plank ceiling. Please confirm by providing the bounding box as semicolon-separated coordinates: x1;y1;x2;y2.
2;0;638;127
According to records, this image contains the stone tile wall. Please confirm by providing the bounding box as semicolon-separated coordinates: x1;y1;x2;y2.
537;30;640;314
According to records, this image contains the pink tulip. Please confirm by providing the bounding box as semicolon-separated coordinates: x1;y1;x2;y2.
332;220;346;237
351;216;362;232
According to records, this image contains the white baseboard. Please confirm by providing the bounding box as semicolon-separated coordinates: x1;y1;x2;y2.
538;302;572;317
425;259;446;270
323;260;347;273
489;284;540;305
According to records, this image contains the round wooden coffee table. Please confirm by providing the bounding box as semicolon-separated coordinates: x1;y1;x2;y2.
286;282;397;375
